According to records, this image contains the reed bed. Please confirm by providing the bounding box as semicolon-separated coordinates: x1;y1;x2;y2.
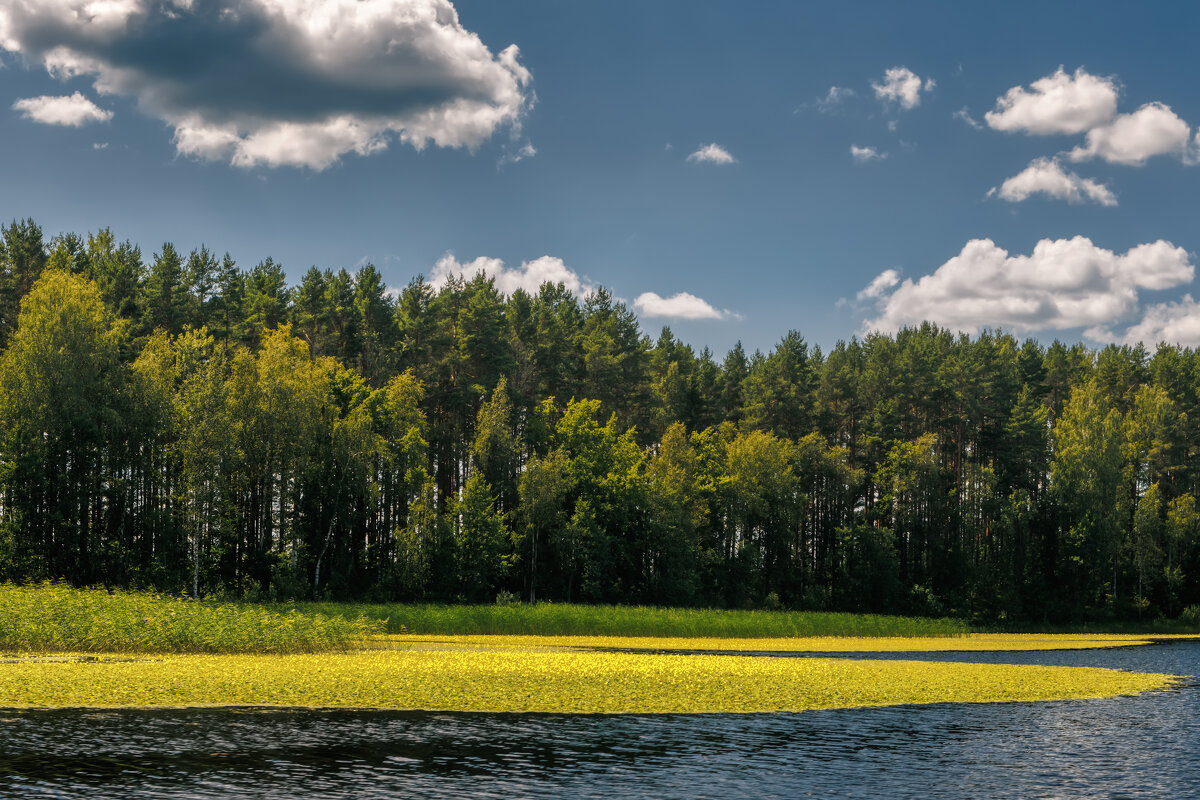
293;601;969;638
0;582;380;654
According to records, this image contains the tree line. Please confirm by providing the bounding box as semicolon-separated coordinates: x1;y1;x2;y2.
1;217;1198;622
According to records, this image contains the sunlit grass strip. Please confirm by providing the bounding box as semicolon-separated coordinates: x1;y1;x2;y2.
0;582;380;655
294;601;969;638
371;633;1196;653
0;649;1175;712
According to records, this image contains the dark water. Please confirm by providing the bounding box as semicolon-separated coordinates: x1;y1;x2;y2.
1;643;1197;800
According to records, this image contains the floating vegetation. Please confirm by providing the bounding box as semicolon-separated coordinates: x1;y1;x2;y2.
295;601;970;638
370;633;1200;653
0;655;160;664
0;646;1175;713
0;582;381;655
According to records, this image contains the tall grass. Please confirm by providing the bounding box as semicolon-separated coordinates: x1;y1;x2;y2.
294;601;970;638
0;582;381;654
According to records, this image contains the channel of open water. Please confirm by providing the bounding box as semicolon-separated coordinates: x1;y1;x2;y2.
1;641;1196;799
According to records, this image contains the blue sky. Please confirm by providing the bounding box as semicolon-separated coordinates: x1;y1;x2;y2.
3;1;1200;356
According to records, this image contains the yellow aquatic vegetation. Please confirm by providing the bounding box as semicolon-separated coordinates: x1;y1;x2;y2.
372;632;1199;653
0;647;1175;713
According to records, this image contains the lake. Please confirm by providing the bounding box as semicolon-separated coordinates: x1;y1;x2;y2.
1;641;1196;799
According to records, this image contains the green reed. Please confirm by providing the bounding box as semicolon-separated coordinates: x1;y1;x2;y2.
0;582;380;654
293;601;969;638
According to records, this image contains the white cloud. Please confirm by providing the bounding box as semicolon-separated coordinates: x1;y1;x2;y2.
850;144;886;163
686;143;736;165
12;91;111;126
815;86;855;112
857;269;900;300
634;292;728;320
953;107;982;129
428;254;733;321
0;0;533;170
861;237;1193;336
988;158;1116;206
430;254;591;297
871;67;931;111
1114;295;1200;346
985;67;1118;136
1067;102;1191;165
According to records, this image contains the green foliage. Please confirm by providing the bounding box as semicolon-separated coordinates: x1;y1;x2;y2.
453;473;512;601
0;269;128;583
298;599;968;638
1051;379;1127;606
4;218;1200;624
0;218;47;347
1181;605;1200;628
835;525;901;611
0;582;379;654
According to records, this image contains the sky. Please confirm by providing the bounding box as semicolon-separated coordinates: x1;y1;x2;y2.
2;1;1200;358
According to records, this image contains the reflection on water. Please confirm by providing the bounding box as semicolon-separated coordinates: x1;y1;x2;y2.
1;643;1196;799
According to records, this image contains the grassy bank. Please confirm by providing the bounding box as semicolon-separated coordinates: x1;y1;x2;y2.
0;582;380;654
293;601;970;638
0;645;1174;712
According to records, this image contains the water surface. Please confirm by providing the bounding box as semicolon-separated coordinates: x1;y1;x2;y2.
1;642;1195;799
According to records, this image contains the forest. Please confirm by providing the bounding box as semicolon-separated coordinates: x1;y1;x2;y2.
0;217;1197;623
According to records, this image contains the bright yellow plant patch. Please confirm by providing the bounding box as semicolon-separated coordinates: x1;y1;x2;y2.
374;632;1198;653
0;647;1175;713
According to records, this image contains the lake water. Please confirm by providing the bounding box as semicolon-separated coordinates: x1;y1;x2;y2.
1;642;1196;799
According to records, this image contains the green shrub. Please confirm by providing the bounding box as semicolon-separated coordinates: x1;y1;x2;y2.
1181;605;1200;628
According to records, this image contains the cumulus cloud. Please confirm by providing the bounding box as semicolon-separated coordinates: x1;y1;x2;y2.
860;237;1193;336
871;67;932;111
12;91;111;126
429;254;733;321
634;292;728;320
850;144;886;163
1114;296;1200;346
0;0;533;169
985;67;1118;135
1067;102;1192;165
430;254;591;297
686;143;736;165
988;158;1116;206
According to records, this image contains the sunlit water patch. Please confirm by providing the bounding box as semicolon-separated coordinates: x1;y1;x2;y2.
0;642;1196;799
